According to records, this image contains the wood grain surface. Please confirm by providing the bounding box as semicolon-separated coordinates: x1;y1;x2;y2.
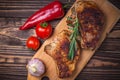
0;0;120;80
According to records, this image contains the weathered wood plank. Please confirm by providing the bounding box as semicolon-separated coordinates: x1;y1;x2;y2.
0;0;119;18
0;0;72;18
108;30;120;38
0;18;120;36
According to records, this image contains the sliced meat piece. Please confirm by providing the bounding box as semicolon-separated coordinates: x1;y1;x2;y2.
44;30;80;78
75;1;105;49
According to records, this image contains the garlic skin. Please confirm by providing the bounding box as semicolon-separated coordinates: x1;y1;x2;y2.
28;58;45;76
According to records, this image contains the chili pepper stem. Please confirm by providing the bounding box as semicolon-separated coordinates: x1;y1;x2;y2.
63;4;69;9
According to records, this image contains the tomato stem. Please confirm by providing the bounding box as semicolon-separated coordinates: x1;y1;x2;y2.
40;22;48;28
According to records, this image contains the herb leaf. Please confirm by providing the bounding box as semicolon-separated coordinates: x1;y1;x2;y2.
68;18;80;60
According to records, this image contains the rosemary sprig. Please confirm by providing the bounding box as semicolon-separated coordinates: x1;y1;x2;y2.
68;17;80;60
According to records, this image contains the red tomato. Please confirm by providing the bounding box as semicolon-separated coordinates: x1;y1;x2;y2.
26;36;40;50
35;22;52;39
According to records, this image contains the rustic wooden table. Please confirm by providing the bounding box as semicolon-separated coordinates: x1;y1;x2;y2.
0;0;120;80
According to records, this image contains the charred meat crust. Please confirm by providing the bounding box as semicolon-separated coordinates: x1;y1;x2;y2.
75;1;105;49
44;30;80;78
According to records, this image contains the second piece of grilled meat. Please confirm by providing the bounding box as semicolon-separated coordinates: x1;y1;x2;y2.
75;1;105;49
44;30;80;78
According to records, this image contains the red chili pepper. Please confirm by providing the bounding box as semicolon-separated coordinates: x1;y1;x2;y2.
19;1;64;30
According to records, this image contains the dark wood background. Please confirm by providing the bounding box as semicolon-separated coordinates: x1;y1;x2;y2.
0;0;120;80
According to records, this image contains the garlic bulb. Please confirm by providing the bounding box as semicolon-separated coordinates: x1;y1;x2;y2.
28;58;45;76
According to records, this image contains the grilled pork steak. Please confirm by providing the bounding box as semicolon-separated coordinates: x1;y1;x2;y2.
44;30;80;78
75;1;105;49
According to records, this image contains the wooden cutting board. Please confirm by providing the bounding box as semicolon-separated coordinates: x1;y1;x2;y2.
27;0;120;80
